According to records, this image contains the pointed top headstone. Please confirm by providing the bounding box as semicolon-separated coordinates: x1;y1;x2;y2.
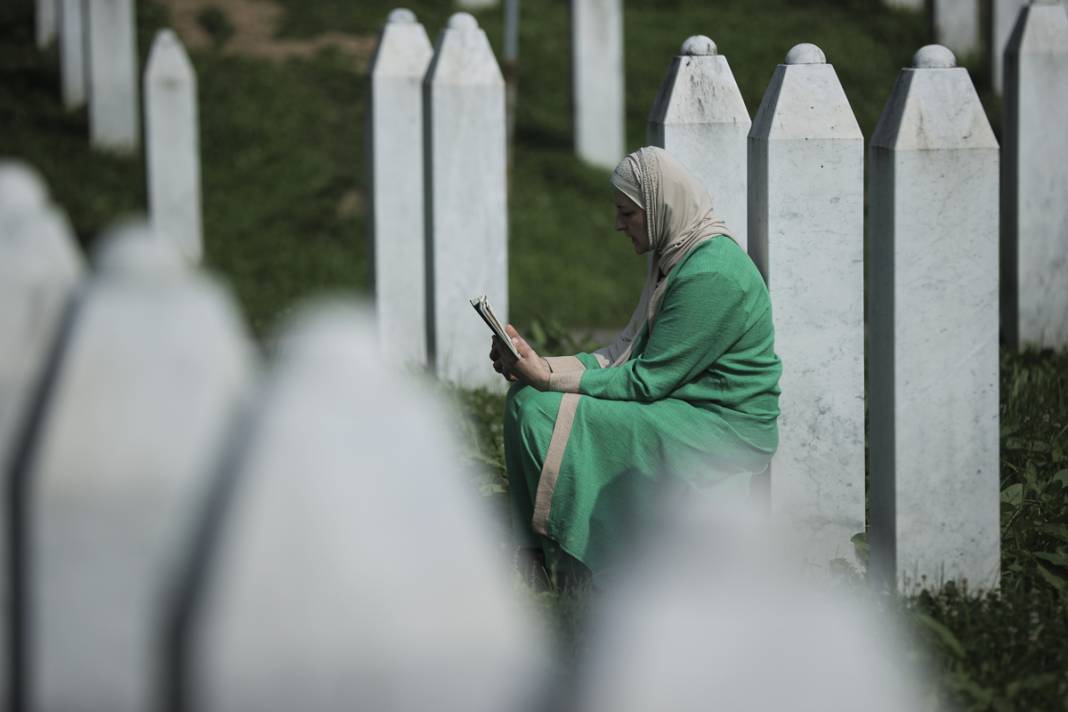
0;160;49;215
448;11;479;30
388;7;417;23
147;28;195;84
785;42;826;64
680;35;717;55
872;46;996;151
912;43;956;67
92;219;187;279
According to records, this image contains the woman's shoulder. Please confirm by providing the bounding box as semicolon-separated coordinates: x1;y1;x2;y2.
677;235;763;286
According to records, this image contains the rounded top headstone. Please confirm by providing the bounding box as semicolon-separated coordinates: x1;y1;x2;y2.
156;28;177;44
448;12;479;31
912;44;956;68
680;35;717;56
388;8;417;24
93;220;188;278
785;43;826;65
0;160;49;214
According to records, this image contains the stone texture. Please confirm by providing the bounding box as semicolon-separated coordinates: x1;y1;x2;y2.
934;0;982;58
1002;1;1068;349
36;0;57;48
145;30;203;264
59;0;86;109
571;0;624;169
748;44;865;569
574;507;925;711
992;0;1029;93
0;162;83;712
868;46;1000;592
649;36;751;250
369;9;433;365
86;0;139;153
424;13;508;388
182;303;547;712
27;222;254;712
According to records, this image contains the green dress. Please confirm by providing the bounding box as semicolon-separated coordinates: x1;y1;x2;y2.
504;236;781;574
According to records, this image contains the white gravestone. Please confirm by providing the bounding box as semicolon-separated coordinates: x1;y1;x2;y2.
87;0;140;153
934;0;981;58
36;0;57;48
182;303;547;712
27;223;254;712
868;45;1000;592
649;35;750;250
145;29;203;263
571;0;624;169
369;9;433;365
424;13;508;388
992;0;1029;93
1002;1;1068;350
0;168;83;476
0;162;83;712
747;43;865;569
574;506;926;712
59;0;86;109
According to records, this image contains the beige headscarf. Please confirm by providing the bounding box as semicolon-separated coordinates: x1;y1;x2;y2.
599;146;735;367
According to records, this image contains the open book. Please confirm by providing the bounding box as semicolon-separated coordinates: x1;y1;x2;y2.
470;295;520;359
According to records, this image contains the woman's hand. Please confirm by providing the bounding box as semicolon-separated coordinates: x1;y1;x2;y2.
488;324;552;390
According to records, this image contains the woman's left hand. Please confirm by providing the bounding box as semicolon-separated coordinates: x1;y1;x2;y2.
490;324;551;390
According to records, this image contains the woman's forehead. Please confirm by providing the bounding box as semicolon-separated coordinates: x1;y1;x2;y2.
613;190;640;210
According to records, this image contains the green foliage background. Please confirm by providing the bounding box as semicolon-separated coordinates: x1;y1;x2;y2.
1;0;1064;709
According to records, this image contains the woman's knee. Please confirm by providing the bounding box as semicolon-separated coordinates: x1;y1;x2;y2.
505;385;558;439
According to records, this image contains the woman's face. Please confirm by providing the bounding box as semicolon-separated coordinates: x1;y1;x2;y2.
614;190;649;254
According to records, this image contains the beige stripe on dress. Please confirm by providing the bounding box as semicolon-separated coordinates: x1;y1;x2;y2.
532;392;582;536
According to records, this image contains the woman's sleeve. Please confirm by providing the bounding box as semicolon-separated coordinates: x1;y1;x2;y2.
546;271;749;401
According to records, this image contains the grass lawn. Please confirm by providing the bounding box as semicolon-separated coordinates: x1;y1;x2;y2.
2;0;1066;708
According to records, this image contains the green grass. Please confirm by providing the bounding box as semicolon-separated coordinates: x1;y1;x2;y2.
3;0;1066;708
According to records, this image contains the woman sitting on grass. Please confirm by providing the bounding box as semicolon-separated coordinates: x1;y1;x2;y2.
489;146;781;584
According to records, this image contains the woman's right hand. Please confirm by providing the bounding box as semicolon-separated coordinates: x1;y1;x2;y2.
489;336;519;383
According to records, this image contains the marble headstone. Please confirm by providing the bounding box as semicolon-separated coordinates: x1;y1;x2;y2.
424;13;508;388
369;9;433;365
571;0;624;169
27;223;254;712
59;0;86;109
573;504;925;711
991;0;1029;93
36;0;57;48
0;162;83;712
181;303;547;712
145;29;203;263
1002;0;1068;350
868;45;1000;592
649;36;750;250
748;43;865;570
933;0;981;58
87;0;140;152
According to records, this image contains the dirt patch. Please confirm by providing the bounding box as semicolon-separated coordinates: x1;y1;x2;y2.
163;0;377;70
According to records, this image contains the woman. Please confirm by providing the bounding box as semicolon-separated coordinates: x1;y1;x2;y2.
490;146;781;580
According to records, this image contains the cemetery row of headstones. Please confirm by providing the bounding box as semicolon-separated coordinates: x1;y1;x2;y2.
890;0;1068;93
0;161;552;711
369;4;1068;593
0;160;927;712
36;0;204;263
